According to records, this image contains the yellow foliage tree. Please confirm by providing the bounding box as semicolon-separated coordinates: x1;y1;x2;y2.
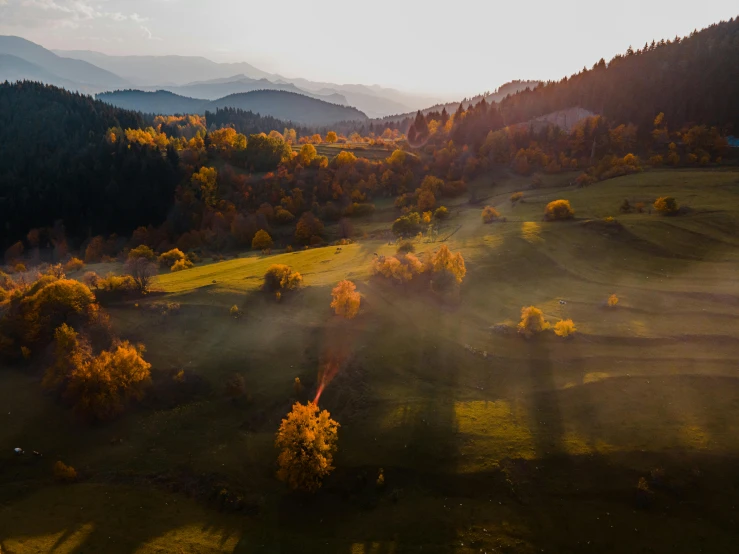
371;254;424;284
607;294;619;307
554;319;577;337
517;306;550;337
64;257;85;272
545;199;574;220
429;245;466;285
53;461;78;482
330;280;360;319
252;229;274;250
653;196;679;214
298;143;317;166
264;265;303;293
275;402;339;492
158;248;186;268
481;206;500;223
325;131;338;144
191;166;218;207
45;324;151;421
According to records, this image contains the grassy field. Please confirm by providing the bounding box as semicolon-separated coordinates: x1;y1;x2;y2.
3;168;739;552
292;142;395;161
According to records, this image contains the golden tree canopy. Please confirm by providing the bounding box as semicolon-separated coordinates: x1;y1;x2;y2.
252;229;274;250
517;306;550;337
330;280;361;319
544;199;574;220
275;401;339;492
429;245;466;284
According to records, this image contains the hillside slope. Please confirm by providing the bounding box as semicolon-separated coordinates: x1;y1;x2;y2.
0;36;128;90
99;89;368;125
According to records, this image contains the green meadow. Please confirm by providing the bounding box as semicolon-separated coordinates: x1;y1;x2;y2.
3;168;739;553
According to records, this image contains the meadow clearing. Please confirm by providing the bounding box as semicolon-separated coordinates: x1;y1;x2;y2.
2;168;739;553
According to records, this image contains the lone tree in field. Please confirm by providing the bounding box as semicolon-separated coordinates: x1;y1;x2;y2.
607;293;619;307
275;401;339;492
330;280;360;319
653;196;679;215
554;319;577;338
325;131;338;144
481;206;500;223
517;306;550;337
124;257;157;293
544;199;574;221
252;229;273;250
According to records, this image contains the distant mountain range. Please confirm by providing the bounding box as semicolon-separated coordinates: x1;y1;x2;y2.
97;89;368;126
52;45;442;117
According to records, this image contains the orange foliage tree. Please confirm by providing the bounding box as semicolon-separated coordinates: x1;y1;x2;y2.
264;264;303;293
544;199;574;220
275;402;339;492
517;306;550;337
44;323;151;421
481;206;500;223
252;229;274;250
428;245;466;285
330;280;360;319
554;319;577;337
325;131;338;144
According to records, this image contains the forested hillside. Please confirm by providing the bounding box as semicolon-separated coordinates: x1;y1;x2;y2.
496;18;739;132
0;82;180;245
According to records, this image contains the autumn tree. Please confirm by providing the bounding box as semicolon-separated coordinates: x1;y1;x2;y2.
275;401;339;492
124;257;157;293
191;166;218;207
158;248;186;268
298;143;317;166
252;229;274;250
429;245;466;286
330;280;360;319
554;319;577;337
517;306;550;337
45;324;151;421
482;206;500;223
127;245;156;261
325;131;338;144
607;294;619;307
264;264;303;293
544;199;575;220
295;212;324;244
653;196;678;215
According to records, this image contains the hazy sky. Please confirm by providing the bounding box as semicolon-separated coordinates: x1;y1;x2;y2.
1;0;736;98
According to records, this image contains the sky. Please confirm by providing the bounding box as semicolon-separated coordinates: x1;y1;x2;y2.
0;0;737;98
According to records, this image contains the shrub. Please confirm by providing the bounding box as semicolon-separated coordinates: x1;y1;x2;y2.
575;173;595;187
481;206;500;223
510;192;523;203
98;273;137;293
64;258;85;272
434;206;449;220
170;259;194;272
391;213;421;237
554;319;577;337
229;304;242;318
653;196;679;215
252;230;274;250
275;402;339;492
517;306;550;337
82;271;100;289
264;264;303;293
53;461;78;482
14;263;27;273
545;200;574;220
607;294;619;307
396;241;415;254
158;248;186;268
128;245;156;261
330;280;361;319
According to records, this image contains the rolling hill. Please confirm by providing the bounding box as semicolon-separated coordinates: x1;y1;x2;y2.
156;75;348;105
0;36;128;90
98;89;369;125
